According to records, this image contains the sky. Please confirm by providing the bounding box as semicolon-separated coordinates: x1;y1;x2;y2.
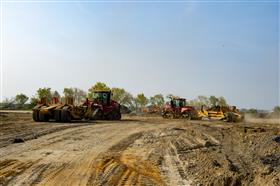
1;0;279;110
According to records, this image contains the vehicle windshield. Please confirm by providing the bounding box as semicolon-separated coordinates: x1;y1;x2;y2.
172;99;186;107
93;92;109;104
176;99;186;107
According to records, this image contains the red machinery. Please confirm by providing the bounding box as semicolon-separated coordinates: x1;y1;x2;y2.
84;90;121;120
162;96;196;119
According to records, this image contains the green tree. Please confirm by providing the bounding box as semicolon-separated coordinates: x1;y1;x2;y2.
217;96;227;106
111;87;125;102
273;106;280;113
247;108;258;114
89;82;110;91
135;93;148;109
63;88;74;97
166;94;177;99
63;87;86;104
111;87;133;107
197;95;210;107
88;82;110;98
188;99;199;106
150;94;165;107
30;96;39;107
36;87;52;102
0;97;15;109
209;96;219;107
15;93;29;105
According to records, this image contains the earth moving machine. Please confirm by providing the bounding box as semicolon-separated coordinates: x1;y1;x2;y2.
33;97;97;122
32;90;121;122
162;96;244;122
85;90;121;120
162;97;196;119
197;105;244;122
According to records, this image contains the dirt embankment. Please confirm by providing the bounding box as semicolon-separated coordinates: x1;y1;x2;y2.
0;112;279;185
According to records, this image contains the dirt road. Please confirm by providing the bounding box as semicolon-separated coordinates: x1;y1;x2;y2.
0;112;279;186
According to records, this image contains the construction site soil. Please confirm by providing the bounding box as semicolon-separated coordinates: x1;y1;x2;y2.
0;112;279;186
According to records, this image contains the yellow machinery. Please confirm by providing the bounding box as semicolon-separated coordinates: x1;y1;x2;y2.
32;97;96;122
33;91;121;122
196;105;244;122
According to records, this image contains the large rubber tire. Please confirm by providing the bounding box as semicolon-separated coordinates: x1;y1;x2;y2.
32;110;40;122
182;111;192;120
115;112;121;120
91;108;103;120
163;111;173;119
54;110;61;122
39;112;49;122
107;110;121;120
61;110;71;122
225;112;237;122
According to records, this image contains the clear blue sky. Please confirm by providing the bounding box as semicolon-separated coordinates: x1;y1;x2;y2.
1;1;279;110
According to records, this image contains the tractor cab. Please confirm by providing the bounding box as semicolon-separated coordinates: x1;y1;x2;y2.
90;90;121;120
171;98;186;108
92;90;111;105
162;96;196;119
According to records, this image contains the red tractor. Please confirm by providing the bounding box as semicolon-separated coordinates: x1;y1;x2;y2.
162;96;196;119
85;90;121;120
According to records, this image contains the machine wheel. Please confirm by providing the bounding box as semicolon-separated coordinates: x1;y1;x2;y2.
61;110;71;122
107;110;121;120
163;111;173;119
91;108;103;120
115;112;121;120
32;110;40;122
224;112;237;122
182;111;192;120
54;110;61;122
39;112;49;122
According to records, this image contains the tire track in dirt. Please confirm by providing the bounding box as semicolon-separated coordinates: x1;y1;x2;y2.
106;125;225;185
1;114;279;186
160;127;221;185
0;126;92;158
87;132;165;186
0;159;38;186
1;124;111;186
0;112;91;148
36;125;142;185
17;122;163;186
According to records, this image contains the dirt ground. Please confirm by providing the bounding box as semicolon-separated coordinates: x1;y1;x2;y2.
0;112;279;186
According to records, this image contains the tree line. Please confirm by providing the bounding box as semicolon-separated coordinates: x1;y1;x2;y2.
1;81;279;114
